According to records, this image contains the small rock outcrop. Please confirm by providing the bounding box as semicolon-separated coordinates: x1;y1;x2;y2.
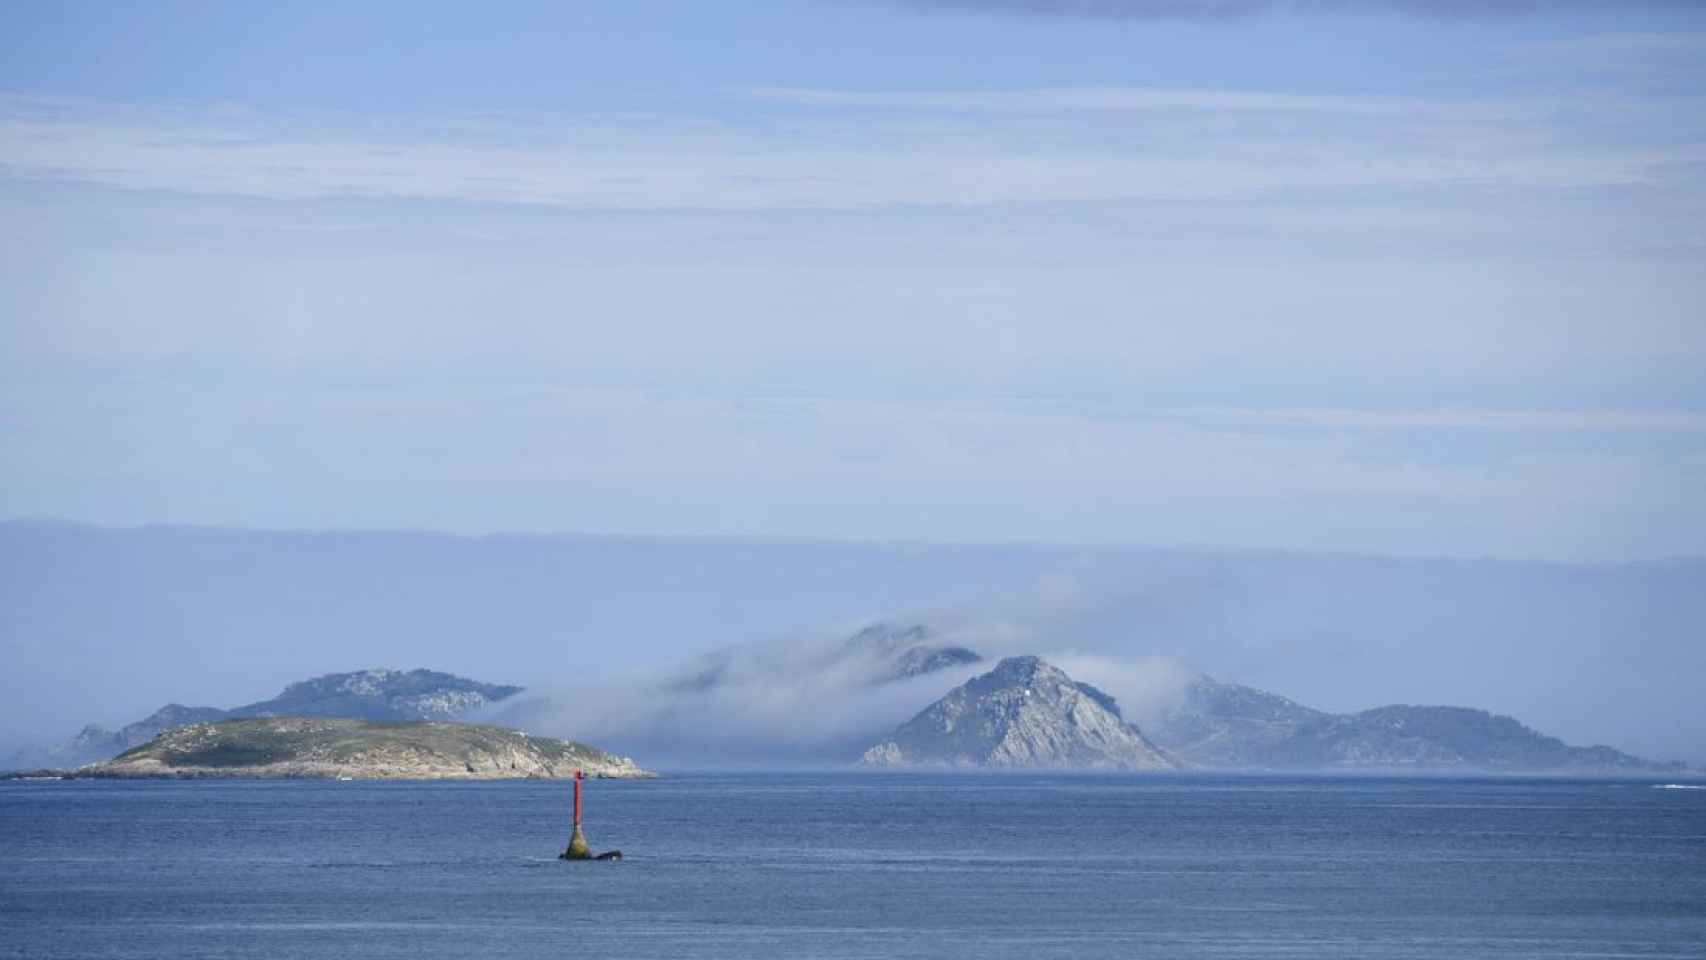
79;717;653;780
860;656;1176;771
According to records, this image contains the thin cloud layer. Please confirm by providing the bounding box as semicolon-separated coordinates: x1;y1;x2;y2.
876;0;1677;19
742;85;1413;114
0;88;1693;212
1;5;1702;564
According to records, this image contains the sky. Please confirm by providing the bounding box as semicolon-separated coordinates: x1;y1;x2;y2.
2;0;1705;561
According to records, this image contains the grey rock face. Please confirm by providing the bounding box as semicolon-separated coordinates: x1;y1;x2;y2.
861;656;1176;771
1144;675;1326;769
1290;705;1676;771
1149;676;1679;772
230;668;523;723
840;623;982;684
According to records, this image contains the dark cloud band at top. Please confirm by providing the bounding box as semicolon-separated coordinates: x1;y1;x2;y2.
872;0;1681;18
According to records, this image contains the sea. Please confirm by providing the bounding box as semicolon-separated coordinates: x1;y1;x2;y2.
3;773;1704;959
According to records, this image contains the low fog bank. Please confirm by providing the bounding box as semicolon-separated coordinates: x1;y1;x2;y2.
2;522;1701;765
486;657;984;767
481;618;1202;766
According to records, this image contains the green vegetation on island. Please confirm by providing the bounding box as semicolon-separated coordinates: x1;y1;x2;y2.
75;717;654;780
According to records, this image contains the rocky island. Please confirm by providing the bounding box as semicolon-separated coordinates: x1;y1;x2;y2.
862;656;1176;771
36;668;525;769
74;717;654;780
1147;673;1683;773
859;652;1685;774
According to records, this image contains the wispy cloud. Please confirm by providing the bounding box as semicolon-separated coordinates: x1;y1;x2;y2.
1166;407;1706;433
0;87;1694;212
742;85;1412;115
1495;31;1706;94
493;390;1706;436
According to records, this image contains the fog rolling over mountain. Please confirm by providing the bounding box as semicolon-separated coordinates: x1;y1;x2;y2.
665;623;981;694
1141;674;1323;768
3;623;1686;775
490;622;989;767
855;656;1677;773
841;624;983;684
48;704;232;769
3;523;1703;765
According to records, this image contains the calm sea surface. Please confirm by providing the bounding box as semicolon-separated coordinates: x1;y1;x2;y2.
3;774;1704;959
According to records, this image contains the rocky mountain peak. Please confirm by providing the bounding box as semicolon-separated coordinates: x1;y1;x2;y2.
982;654;1051;682
250;668;523;721
843;623;983;683
861;655;1175;771
844;622;933;655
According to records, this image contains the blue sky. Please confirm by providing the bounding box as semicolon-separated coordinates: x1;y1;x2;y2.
2;0;1704;560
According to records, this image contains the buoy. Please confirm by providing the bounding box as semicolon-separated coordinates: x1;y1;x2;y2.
561;769;592;860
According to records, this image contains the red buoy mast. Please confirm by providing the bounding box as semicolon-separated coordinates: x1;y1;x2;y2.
562;768;592;859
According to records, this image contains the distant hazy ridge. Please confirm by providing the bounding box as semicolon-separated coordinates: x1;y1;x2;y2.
864;654;1679;774
1149;675;1678;773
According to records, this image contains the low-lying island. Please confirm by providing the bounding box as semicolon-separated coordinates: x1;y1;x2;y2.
63;717;655;780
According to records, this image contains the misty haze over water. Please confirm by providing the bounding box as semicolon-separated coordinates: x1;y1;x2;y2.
5;522;1701;768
